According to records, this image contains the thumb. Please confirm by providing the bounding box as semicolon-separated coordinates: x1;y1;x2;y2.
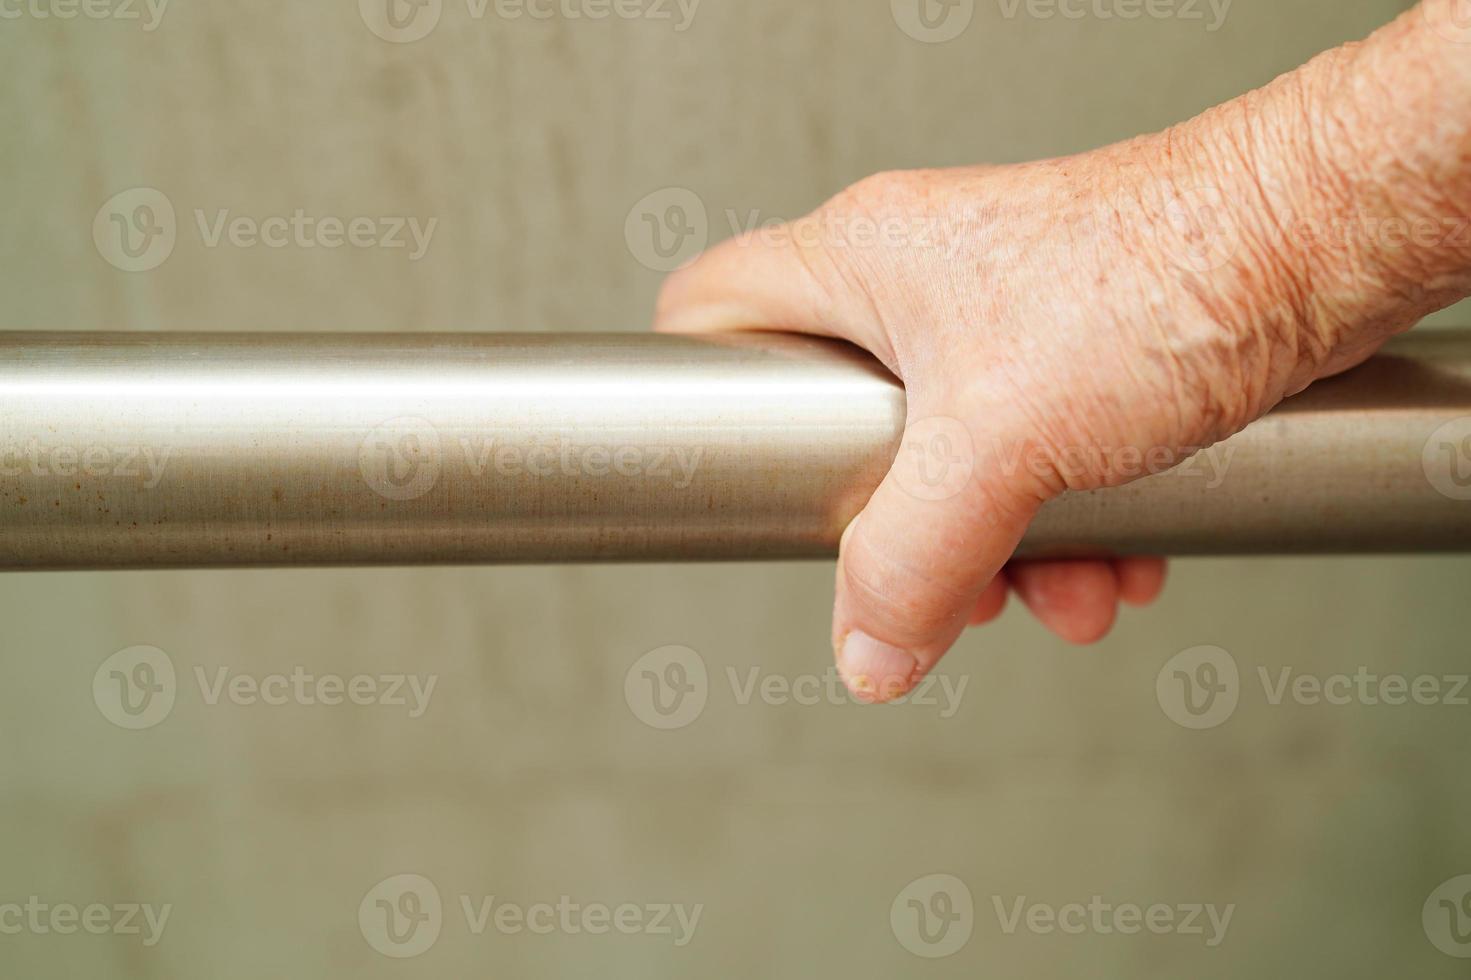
652;216;895;365
652;216;1040;702
833;412;1040;703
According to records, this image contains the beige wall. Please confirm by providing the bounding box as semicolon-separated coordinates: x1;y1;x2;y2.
4;0;1469;976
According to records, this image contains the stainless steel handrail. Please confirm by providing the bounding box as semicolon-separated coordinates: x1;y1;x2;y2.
1;331;1468;570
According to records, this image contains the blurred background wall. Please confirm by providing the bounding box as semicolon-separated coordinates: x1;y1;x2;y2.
3;0;1469;976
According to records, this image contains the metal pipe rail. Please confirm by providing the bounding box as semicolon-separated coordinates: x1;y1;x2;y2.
1;331;1469;570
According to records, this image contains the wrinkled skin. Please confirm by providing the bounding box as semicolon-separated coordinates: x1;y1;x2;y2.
655;1;1471;702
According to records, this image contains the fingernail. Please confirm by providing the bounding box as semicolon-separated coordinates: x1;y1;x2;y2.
838;631;918;704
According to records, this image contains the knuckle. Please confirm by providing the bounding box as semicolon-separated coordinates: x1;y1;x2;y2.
652;260;701;321
828;170;917;218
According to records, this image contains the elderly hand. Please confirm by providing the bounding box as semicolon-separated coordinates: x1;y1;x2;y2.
655;0;1471;702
